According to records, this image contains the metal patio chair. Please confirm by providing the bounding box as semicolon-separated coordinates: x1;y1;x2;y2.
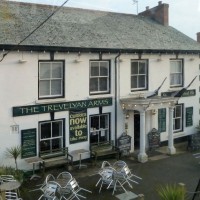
0;175;15;183
101;161;112;169
96;167;114;193
45;174;56;184
56;172;73;200
5;191;22;200
37;181;58;200
112;160;127;172
66;177;92;200
120;165;142;188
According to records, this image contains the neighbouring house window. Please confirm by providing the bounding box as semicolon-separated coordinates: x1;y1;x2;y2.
89;61;110;94
39;61;64;98
90;114;110;144
131;60;148;91
170;60;183;87
173;104;183;132
39;120;64;154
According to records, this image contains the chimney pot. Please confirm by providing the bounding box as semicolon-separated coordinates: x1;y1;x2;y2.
197;32;200;43
139;2;169;26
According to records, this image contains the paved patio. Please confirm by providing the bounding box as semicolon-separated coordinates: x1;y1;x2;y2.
20;142;200;200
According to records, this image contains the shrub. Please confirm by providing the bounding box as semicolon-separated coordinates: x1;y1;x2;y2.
157;183;186;200
0;166;24;183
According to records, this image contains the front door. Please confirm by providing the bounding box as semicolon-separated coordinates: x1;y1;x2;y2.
134;111;140;149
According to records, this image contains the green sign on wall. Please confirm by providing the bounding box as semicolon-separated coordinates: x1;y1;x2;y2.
13;98;112;117
186;107;193;127
69;110;88;144
21;128;37;158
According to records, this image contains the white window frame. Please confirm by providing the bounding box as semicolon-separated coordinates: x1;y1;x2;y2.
170;59;183;87
39;120;64;154
131;60;148;91
90;114;110;144
39;61;64;99
173;104;183;132
89;61;110;95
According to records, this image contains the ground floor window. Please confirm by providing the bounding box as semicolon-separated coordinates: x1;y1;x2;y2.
90;113;110;144
173;104;183;132
39;119;64;154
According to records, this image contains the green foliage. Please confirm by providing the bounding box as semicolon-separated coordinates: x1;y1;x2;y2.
5;146;22;170
0;166;24;183
157;183;186;200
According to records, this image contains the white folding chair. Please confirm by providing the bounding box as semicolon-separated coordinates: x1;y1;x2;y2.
1;175;15;183
96;167;114;193
38;181;58;200
112;160;127;172
45;174;56;184
5;191;22;200
101;161;111;169
120;165;142;188
109;167;128;195
56;172;73;200
67;177;92;200
57;172;72;182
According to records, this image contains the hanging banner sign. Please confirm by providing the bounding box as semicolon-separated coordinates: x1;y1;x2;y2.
161;89;195;97
69;110;88;144
13;97;112;117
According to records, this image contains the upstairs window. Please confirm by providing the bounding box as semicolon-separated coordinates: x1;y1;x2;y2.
131;60;148;91
89;61;110;95
170;60;183;87
39;61;64;99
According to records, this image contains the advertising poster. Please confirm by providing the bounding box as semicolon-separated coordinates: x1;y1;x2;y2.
69;110;88;144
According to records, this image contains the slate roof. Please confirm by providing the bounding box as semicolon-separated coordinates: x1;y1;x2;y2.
1;0;200;53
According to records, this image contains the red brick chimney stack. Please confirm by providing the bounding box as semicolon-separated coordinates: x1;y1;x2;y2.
197;32;200;43
139;1;169;26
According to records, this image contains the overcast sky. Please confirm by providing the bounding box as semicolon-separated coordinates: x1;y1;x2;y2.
10;0;200;40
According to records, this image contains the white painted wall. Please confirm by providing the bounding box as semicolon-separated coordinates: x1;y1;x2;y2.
0;51;199;169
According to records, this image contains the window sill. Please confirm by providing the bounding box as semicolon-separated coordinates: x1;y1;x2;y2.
35;98;67;104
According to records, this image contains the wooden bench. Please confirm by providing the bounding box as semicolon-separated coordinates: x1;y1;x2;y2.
90;141;120;165
39;147;73;173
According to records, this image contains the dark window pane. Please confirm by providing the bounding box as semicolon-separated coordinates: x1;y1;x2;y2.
40;140;50;152
90;78;98;91
91;66;99;76
52;138;61;149
139;63;146;74
91;116;99;129
138;75;145;87
100;66;108;76
131;76;137;88
41;123;51;139
52;121;62;137
131;62;138;74
99;78;107;91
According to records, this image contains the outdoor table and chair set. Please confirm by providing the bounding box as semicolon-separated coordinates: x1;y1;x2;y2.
30;171;92;200
95;160;142;195
29;160;142;199
0;175;22;200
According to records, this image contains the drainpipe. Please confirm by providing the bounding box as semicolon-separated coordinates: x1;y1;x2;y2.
114;52;121;145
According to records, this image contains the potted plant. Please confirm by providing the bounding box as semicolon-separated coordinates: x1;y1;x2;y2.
5;145;22;170
157;183;187;200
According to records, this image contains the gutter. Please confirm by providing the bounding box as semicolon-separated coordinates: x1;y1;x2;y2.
114;52;121;145
1;45;200;55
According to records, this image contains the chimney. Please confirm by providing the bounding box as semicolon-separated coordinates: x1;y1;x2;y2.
139;1;169;26
197;32;200;43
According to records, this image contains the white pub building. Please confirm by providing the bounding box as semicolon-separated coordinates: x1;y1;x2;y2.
1;1;200;170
